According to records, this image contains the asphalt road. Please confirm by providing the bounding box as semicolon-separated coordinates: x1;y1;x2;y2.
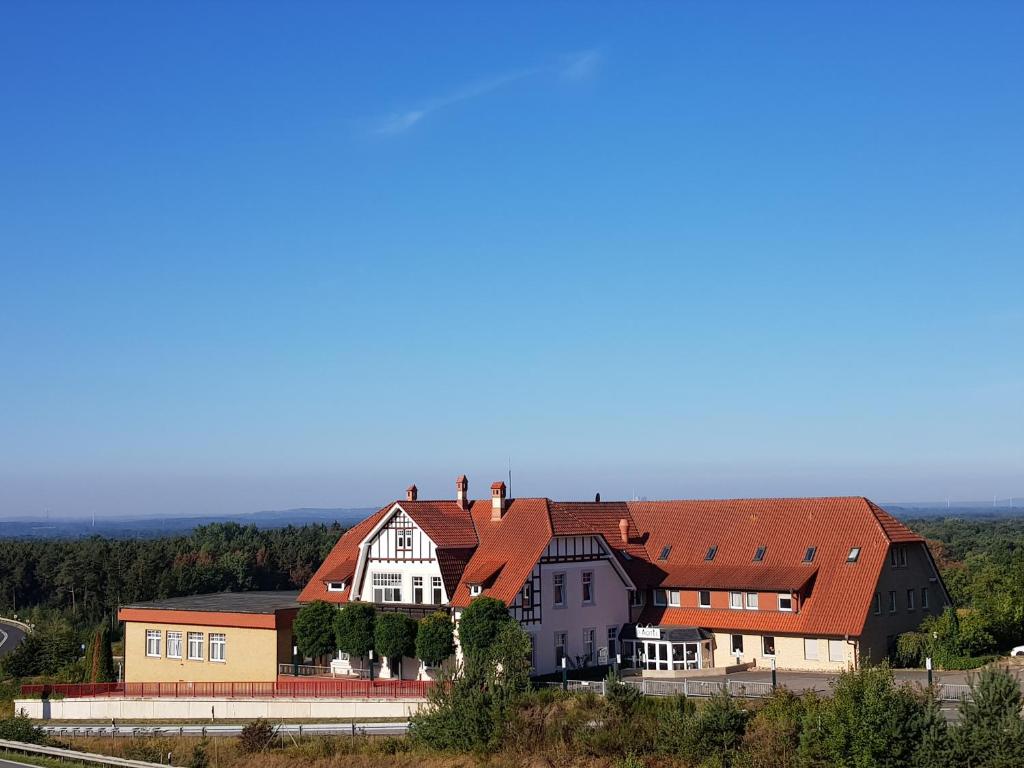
0;622;27;658
1;759;44;768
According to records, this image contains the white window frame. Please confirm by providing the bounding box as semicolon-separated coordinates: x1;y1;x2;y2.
906;588;915;611
187;632;203;661
828;639;845;663
745;592;759;610
469;584;482;597
729;592;743;609
412;576;424;604
698;589;711;608
372;572;403;603
873;592;881;615
630;589;644;607
607;626;618;659
889;590;897;613
583;628;595;663
804;637;819;660
668;590;681;607
209;633;226;663
762;635;776;657
778;594;793;612
166;631;182;660
554;631;568;666
431;576;444;604
396;529;413;551
553;572;566;607
653;589;667;607
731;634;744;655
581;571;594;605
521;580;533;610
327;581;345;592
145;630;161;658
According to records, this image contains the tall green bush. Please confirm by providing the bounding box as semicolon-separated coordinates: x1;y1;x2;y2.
415;612;455;667
292;601;338;661
953;666;1024;767
457;596;513;660
375;612;418;677
334;602;376;659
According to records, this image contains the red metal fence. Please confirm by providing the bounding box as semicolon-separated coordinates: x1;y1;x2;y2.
20;679;433;700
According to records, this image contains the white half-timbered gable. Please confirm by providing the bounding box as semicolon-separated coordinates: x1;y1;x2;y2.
351;504;448;608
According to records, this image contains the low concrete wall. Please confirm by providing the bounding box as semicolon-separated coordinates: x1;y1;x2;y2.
15;697;426;721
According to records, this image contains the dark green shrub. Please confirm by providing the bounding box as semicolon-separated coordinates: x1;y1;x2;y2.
457;596;513;660
374;612;417;677
0;712;47;743
334;602;376;658
415;611;455;667
953;666;1024;767
238;718;277;753
293;601;338;661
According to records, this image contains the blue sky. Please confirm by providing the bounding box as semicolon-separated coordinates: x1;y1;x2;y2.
1;2;1022;517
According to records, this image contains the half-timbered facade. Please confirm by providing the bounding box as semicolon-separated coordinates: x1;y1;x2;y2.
301;477;949;677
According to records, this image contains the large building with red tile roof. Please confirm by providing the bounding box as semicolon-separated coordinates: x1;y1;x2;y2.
300;477;949;677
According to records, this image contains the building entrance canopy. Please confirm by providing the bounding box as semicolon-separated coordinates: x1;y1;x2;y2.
618;624;714;672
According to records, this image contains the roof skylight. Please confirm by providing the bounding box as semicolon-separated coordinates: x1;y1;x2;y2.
753;546;766;562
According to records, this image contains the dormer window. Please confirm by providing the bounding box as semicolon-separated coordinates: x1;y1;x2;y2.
327;581;346;592
469;585;482;597
658;545;672;561
753;546;766;562
847;547;861;563
705;546;718;561
803;547;816;563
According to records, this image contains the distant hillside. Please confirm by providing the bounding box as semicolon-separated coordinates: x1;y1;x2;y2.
883;501;1022;519
0;507;376;539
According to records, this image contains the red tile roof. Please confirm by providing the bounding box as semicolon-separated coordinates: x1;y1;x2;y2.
655;564;817;592
626;497;923;637
301;493;925;638
298;504;392;603
449;498;552;608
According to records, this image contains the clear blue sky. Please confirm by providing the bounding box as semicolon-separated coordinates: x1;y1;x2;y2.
2;2;1022;517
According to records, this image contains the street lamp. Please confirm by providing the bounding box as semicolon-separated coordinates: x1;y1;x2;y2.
561;655;567;691
292;644;299;677
369;649;375;683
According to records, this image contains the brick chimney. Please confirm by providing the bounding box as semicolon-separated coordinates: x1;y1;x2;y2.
406;484;417;502
490;481;507;521
456;475;469;510
618;518;629;544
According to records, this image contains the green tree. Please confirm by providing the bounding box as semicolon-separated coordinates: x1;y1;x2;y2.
292;601;338;662
87;624;115;682
913;693;955;768
375;613;418;678
457;596;512;660
953;667;1024;768
416;612;455;668
804;664;928;768
334;603;376;659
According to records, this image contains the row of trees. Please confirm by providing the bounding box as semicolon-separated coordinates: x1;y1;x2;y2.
0;522;342;630
292;601;458;675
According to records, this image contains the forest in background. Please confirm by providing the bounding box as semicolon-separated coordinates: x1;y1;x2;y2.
0;521;342;628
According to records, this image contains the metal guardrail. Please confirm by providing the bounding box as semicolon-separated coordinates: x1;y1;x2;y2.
550;678;774;699
0;617;33;633
0;738;179;767
40;722;411;738
556;677;970;702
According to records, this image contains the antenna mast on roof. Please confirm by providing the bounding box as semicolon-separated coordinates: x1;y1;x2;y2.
508;457;512;498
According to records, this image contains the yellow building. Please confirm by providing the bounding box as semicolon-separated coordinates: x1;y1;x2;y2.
118;592;299;683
